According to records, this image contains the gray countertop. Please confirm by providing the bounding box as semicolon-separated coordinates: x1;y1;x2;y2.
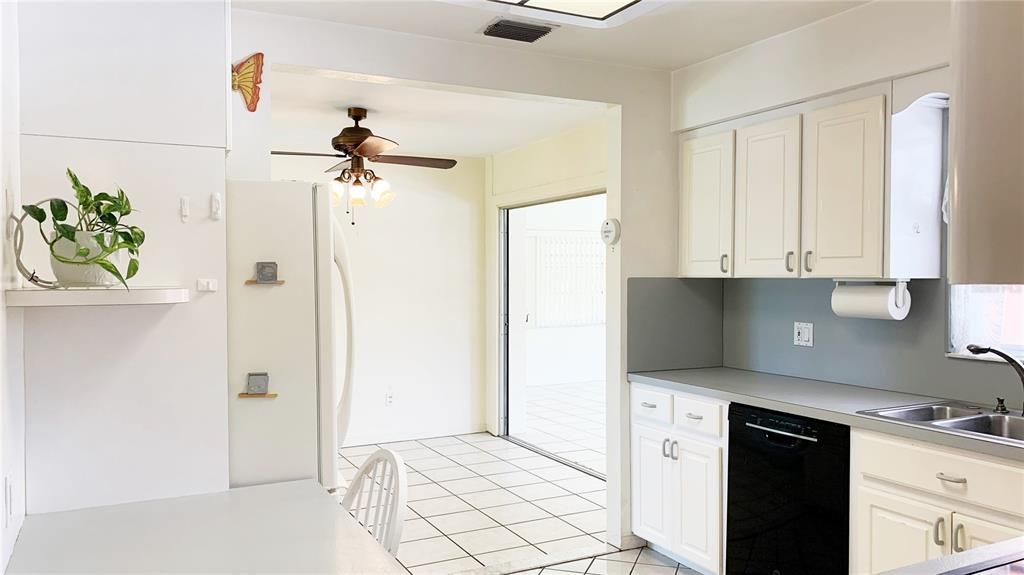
627;367;1024;461
880;537;1024;575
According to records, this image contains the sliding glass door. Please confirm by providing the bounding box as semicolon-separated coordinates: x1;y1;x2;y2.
501;194;607;476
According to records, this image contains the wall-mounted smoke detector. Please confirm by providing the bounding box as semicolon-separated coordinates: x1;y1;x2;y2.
483;19;554;43
446;0;662;29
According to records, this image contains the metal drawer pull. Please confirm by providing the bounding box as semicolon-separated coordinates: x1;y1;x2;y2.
803;250;814;273
936;472;967;484
685;412;704;421
953;523;965;553
641;402;657;409
745;422;818;443
662;438;670;458
933;517;945;546
720;254;729;273
785;251;795;272
670;440;679;461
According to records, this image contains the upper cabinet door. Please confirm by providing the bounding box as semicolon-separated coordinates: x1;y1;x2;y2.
679;132;735;277
19;1;228;148
734;116;802;277
801;96;886;278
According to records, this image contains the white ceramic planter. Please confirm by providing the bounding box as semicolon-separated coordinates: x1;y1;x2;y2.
50;231;123;288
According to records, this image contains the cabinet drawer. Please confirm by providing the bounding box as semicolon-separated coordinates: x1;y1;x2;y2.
673;395;723;438
632;387;673;425
854;431;1024;516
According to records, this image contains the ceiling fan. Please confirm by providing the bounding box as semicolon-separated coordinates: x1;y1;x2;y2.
271;107;458;208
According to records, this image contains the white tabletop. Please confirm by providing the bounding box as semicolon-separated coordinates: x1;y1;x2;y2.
7;480;407;574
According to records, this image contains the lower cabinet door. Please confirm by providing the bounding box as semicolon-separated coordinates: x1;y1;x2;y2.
952;512;1024;552
854;486;950;574
670;435;722;575
631;424;672;548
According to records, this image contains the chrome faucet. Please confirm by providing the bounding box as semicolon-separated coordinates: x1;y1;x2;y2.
967;344;1024;416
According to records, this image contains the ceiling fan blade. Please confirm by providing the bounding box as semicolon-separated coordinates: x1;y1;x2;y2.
324;159;352;173
369;155;458;169
271;150;348;158
353;135;399;158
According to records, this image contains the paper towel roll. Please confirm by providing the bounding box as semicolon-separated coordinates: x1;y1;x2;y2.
831;284;911;320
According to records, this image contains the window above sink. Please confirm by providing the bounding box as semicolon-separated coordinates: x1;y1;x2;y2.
949;284;1024;360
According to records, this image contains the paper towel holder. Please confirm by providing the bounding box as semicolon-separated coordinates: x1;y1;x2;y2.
833;279;911;310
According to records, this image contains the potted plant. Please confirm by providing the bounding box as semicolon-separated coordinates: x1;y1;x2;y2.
21;169;145;289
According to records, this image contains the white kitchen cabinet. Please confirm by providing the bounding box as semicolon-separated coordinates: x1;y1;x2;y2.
678;131;735;277
852;430;1024;574
631;384;726;574
631;423;673;549
801;96;886;278
855;486;950;573
952;513;1024;552
734;115;801;277
19;1;229;148
670;436;721;574
678;72;946;281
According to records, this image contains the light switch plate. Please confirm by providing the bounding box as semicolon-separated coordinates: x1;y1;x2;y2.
794;322;814;347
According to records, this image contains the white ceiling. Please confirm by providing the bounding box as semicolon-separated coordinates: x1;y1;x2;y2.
270;69;610;158
240;0;865;70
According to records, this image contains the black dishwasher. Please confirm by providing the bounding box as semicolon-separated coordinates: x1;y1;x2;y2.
726;403;850;575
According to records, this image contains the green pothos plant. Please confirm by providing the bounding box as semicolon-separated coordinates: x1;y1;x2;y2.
22;169;145;288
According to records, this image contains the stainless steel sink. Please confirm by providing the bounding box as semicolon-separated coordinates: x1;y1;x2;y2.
858;401;1024;447
873;404;984;422
934;414;1024;441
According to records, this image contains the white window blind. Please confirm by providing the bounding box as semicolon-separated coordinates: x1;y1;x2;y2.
949;284;1024;359
531;231;605;328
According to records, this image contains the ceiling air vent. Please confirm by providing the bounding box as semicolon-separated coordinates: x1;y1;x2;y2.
483;19;553;43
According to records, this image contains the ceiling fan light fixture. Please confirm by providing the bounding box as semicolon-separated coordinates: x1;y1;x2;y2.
349;178;367;206
330;176;347;206
371;177;394;208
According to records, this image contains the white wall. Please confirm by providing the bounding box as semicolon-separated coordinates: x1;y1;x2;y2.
0;0;26;566
229;9;675;545
15;1;230;513
272;156;488;446
671;1;951;131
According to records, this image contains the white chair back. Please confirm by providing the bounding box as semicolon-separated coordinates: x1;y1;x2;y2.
340;448;408;555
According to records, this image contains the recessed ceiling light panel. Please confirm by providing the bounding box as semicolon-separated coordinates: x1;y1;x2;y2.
444;0;662;29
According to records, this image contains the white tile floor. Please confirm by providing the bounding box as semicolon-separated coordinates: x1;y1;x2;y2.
339;432;619;574
509;381;606;475
512;548;701;575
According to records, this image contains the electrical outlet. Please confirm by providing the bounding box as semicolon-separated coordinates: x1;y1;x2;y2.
794;322;814;347
384;390;394;407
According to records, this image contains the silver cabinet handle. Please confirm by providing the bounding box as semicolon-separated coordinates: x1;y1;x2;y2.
641;402;657;409
933;517;946;546
670;440;679;460
953;523;965;553
661;438;670;458
803;250;814;273
719;254;729;273
785;251;795;272
936;472;967;485
685;412;704;421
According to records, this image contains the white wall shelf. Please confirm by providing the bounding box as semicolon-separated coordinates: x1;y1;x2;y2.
5;287;190;308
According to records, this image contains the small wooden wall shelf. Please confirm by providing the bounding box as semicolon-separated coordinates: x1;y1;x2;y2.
244;280;285;286
238;393;278;399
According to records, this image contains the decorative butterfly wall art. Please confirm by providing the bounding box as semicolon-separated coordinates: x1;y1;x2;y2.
231;52;264;113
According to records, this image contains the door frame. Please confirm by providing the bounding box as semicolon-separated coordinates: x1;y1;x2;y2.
496;192;609;478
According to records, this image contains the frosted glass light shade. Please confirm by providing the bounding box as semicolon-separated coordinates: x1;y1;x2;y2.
371;178;394;208
349;180;367;207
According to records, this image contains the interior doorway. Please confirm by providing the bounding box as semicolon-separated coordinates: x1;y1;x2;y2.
502;194;607;477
